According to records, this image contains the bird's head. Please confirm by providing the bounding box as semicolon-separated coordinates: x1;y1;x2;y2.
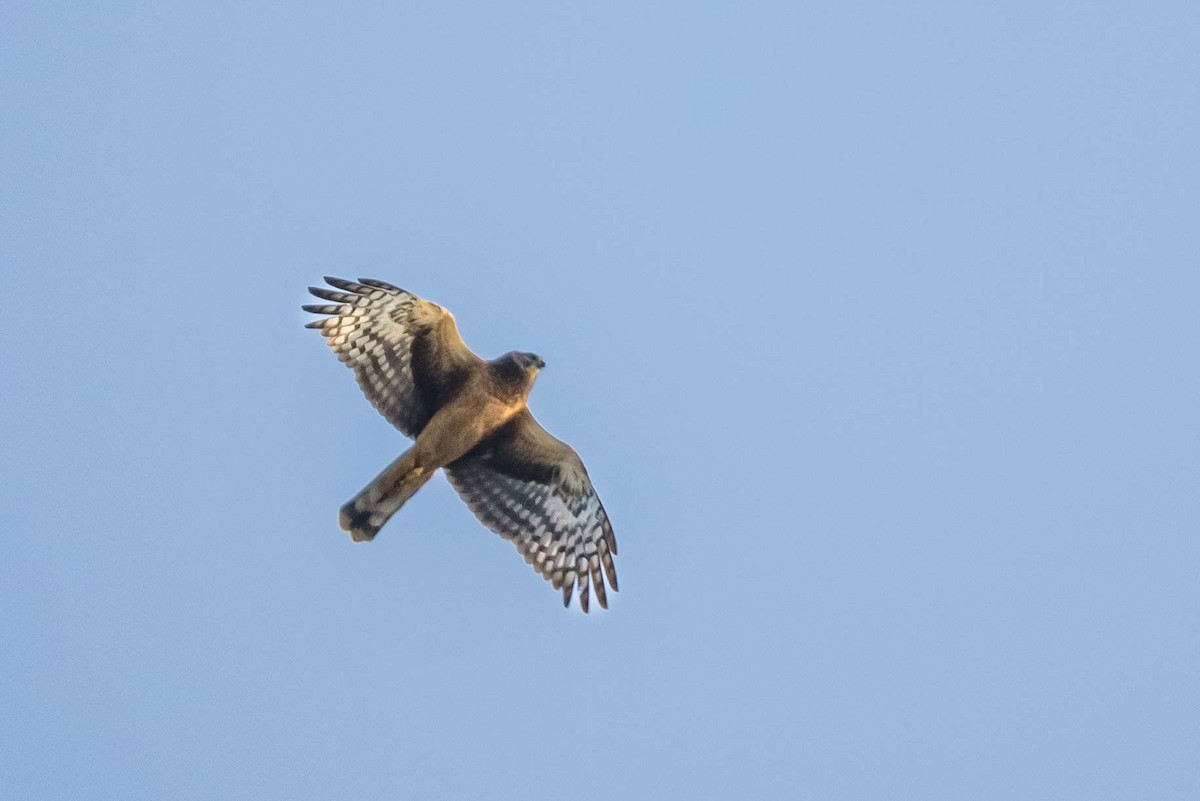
496;351;545;398
510;351;546;373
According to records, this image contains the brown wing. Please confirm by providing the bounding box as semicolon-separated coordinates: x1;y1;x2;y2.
303;277;483;438
444;411;618;613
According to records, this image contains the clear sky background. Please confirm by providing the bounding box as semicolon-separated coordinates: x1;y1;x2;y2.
3;2;1198;799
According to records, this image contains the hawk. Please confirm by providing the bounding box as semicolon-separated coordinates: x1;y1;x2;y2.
303;277;618;612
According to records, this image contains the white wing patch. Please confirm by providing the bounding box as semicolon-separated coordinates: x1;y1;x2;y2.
304;277;441;438
444;460;618;613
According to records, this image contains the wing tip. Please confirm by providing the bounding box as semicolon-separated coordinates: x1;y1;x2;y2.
359;277;405;293
323;276;366;293
579;573;591;614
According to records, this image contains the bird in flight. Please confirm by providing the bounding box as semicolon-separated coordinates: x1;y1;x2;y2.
303;277;618;612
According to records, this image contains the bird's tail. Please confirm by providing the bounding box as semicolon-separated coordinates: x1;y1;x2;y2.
339;451;436;542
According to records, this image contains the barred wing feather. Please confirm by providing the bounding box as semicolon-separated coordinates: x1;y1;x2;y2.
445;411;618;612
303;277;481;438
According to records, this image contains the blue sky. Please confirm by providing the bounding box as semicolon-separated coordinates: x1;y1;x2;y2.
3;2;1198;799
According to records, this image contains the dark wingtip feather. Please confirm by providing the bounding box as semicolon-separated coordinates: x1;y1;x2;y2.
359;277;404;293
607;564;620;593
591;559;608;609
309;287;356;303
324;276;366;293
599;541;619;592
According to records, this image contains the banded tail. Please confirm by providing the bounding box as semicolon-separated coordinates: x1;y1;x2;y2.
339;451;436;541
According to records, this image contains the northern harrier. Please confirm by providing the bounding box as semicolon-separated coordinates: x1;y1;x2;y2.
303;277;618;612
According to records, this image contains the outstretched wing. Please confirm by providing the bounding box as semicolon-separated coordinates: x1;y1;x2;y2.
303;277;483;438
444;411;618;613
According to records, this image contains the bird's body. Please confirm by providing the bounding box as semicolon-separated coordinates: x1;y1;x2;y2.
303;277;617;611
337;352;536;541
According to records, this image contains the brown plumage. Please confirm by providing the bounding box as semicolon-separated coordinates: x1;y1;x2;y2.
303;277;618;612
